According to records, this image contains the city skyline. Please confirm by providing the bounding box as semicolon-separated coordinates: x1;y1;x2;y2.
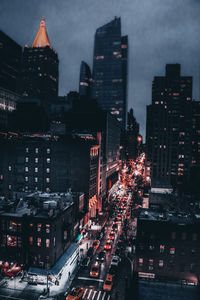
1;0;200;137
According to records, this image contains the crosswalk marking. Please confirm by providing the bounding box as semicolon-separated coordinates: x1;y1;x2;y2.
87;289;92;299
107;295;111;300
96;291;102;300
83;288;88;298
102;292;106;300
92;290;97;300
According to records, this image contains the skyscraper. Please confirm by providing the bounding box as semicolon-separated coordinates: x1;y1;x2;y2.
21;17;58;104
92;17;128;128
79;61;92;97
146;64;193;187
0;30;22;93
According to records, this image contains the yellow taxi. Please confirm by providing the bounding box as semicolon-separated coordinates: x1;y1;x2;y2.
90;261;100;278
103;274;114;291
66;287;85;300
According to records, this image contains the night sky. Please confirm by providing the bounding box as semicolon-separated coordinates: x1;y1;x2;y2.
1;0;200;138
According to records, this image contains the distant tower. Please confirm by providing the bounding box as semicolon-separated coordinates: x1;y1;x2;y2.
0;30;22;93
21;17;59;104
79;61;92;97
92;17;128;128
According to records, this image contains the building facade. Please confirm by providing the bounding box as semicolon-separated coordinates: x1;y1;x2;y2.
135;210;200;285
79;61;92;97
92;17;128;128
0;133;99;218
0;192;76;268
146;64;193;187
0;30;22;93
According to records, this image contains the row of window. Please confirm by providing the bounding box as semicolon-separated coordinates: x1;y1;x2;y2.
29;237;54;248
30;223;51;233
26;148;51;154
138;258;196;272
25;177;50;183
141;232;198;241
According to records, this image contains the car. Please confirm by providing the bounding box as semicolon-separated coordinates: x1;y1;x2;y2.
111;256;121;267
103;274;114;292
104;240;112;250
112;224;118;232
80;257;90;268
66;287;86;300
92;240;100;250
108;266;117;277
87;247;95;258
97;251;106;262
109;232;115;240
90;262;100;278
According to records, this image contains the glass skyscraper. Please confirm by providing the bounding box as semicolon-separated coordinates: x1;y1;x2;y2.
92;17;128;128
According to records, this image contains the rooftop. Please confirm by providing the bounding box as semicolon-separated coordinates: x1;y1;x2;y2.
139;209;198;225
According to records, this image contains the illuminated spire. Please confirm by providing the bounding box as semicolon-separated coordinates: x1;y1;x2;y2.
32;17;51;48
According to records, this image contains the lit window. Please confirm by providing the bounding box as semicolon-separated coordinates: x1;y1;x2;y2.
35;177;38;183
46;168;50;173
139;258;143;267
46;187;50;192
35;158;38;163
46;224;50;233
29;237;33;245
46;239;50;248
25;177;28;182
149;259;153;266
25;167;28;172
26;147;29;153
149;245;154;251
35;148;39;154
8;166;12;171
25;157;29;163
47;158;51;164
178;154;184;159
47;148;50;154
35;167;38;173
96;55;104;60
160;245;165;253
37;224;42;232
37;238;41;247
159;260;164;268
46;178;50;183
170;247;175;255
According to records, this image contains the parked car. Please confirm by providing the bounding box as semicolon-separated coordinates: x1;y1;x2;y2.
90;262;100;278
111;256;121;267
66;287;85;300
104;240;112;250
80;257;90;268
87;247;95;258
103;274;114;292
92;240;100;250
96;251;106;262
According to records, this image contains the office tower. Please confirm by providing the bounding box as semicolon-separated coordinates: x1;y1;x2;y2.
0;31;22;93
79;61;92;97
92;17;128;128
21;17;58;104
146;64;193;187
126;108;140;161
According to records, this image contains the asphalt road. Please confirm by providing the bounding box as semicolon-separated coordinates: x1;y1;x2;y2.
67;189;133;300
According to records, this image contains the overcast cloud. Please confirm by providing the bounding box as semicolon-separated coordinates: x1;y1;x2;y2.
0;0;200;138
